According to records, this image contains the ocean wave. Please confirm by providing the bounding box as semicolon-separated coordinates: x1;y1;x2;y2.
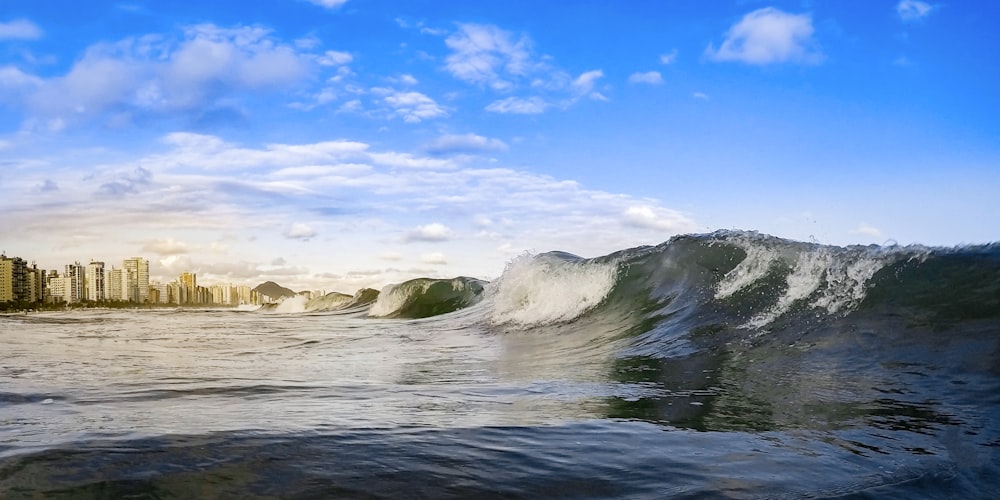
368;277;486;319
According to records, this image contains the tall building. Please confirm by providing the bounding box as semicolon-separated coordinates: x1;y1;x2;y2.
179;272;197;304
123;257;149;303
26;263;45;303
0;255;13;302
107;267;123;301
64;262;85;303
85;261;106;302
47;274;72;303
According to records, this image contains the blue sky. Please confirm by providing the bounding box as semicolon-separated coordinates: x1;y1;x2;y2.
1;0;997;291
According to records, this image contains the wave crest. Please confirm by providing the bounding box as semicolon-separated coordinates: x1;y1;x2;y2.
368;277;486;319
487;252;620;327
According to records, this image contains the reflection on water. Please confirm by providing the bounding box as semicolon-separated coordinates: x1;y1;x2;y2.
1;308;999;497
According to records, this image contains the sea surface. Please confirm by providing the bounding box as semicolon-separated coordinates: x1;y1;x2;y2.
2;231;999;498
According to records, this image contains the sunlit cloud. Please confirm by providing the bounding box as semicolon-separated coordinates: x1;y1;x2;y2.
284;223;317;240
705;7;822;65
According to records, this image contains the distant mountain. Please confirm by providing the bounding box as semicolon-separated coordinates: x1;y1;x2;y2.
253;281;297;299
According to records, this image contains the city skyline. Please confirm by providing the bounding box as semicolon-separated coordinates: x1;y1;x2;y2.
1;1;997;292
0;251;289;306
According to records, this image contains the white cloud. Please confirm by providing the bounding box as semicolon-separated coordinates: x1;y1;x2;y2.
0;19;42;40
6;24;312;129
443;23;604;110
284;223;317;240
623;205;694;233
572;70;604;93
406;223;454;242
693;92;709;100
897;0;934;21
317;50;352;66
141;237;190;256
381;90;447;122
444;23;533;91
421;252;448;265
628;71;663;85
307;0;349;8
660;49;678;65
2;132;701;292
705;7;822;65
423;133;508;155
485;96;548;114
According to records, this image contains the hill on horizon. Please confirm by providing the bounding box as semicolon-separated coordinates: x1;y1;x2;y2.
253;281;297;299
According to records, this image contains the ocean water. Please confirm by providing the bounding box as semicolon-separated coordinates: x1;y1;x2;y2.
2;231;999;498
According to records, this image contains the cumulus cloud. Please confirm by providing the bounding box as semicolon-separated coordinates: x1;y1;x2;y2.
4;23;312;129
317;50;352;66
380;90;447;122
141;237;190;256
0;19;42;40
628;71;663;85
444;23;606;111
485;96;548;114
284;223;317;240
660;50;678;65
897;0;934;21
705;7;822;65
423;133;508;155
572;70;604;95
444;23;533;91
406;223;454;242
623;205;695;233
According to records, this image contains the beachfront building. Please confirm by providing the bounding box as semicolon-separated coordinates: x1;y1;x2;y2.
123;257;149;303
85;261;106;302
64;262;85;303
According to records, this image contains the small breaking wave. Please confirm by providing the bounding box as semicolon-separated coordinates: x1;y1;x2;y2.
486;252;620;327
368;277;486;319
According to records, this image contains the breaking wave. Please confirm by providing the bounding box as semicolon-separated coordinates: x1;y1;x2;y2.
258;231;999;348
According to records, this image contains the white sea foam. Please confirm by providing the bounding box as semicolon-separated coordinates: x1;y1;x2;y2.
272;294;309;314
747;250;833;328
488;253;619;327
715;242;782;299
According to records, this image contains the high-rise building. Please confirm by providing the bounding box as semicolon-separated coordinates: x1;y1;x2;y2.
179;272;197;304
0;256;13;303
64;262;85;303
26;263;45;303
85;261;106;302
107;267;123;301
123;257;149;303
0;255;32;303
47;274;72;303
